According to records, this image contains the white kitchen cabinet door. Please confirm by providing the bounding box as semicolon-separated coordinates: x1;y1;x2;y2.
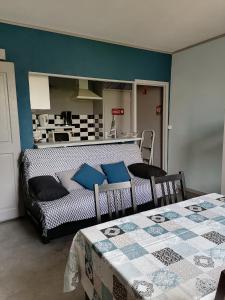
29;74;50;109
0;62;21;221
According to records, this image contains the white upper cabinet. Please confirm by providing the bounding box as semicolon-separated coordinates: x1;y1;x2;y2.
29;74;50;109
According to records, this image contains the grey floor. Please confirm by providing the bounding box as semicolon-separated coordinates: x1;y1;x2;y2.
0;218;85;300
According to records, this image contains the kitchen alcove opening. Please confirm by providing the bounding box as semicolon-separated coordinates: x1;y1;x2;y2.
29;73;134;143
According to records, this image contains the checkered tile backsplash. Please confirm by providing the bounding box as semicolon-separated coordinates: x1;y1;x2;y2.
32;114;103;142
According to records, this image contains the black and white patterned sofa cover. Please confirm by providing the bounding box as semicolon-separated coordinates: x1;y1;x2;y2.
23;143;156;240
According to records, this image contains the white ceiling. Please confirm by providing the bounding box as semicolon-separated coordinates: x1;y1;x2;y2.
1;0;225;53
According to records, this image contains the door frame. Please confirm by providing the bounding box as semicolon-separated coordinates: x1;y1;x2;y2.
132;79;169;171
0;61;21;221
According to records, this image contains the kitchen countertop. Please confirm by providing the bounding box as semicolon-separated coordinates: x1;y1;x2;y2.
35;137;142;148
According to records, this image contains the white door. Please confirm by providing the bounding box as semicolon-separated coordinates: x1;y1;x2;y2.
0;61;21;222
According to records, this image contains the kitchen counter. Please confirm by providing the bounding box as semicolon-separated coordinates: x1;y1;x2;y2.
35;137;142;148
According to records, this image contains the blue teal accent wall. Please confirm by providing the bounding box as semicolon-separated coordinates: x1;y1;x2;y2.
0;22;171;149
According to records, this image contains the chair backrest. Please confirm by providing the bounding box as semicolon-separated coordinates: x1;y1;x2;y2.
215;269;225;300
94;180;137;223
150;171;186;208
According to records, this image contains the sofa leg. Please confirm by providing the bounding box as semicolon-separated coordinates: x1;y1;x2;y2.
41;235;50;244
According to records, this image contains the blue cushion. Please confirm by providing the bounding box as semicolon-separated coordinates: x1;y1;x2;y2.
101;161;131;183
72;164;106;190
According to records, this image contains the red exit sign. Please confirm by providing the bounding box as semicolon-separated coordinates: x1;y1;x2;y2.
112;108;124;115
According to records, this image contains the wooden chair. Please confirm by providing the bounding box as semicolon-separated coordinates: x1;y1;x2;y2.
94;180;137;223
215;269;225;300
150;171;186;208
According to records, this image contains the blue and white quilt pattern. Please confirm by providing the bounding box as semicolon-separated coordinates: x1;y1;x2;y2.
64;193;225;300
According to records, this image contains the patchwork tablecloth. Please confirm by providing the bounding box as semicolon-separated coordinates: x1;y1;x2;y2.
64;193;225;299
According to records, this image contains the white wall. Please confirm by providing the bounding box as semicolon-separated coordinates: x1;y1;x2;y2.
48;85;94;114
103;89;131;135
221;116;225;194
169;37;225;193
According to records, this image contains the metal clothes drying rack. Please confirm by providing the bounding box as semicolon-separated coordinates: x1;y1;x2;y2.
140;130;155;165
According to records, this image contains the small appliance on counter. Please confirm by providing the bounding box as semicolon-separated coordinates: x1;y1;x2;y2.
55;115;63;126
48;131;72;142
62;111;72;126
33;130;42;143
38;114;49;127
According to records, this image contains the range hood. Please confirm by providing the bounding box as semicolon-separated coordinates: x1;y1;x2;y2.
76;79;102;100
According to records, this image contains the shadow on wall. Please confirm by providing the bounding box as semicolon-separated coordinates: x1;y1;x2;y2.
170;122;224;193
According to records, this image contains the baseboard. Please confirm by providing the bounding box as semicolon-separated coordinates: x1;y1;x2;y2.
186;187;205;195
0;207;19;222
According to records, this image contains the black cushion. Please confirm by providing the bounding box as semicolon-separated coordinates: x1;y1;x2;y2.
128;163;167;179
28;176;69;201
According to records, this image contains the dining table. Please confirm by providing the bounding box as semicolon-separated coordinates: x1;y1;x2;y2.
64;193;225;299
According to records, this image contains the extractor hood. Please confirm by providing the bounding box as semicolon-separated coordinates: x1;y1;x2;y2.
76;79;102;100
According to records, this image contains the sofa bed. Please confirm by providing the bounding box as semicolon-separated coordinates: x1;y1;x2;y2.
22;143;163;243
